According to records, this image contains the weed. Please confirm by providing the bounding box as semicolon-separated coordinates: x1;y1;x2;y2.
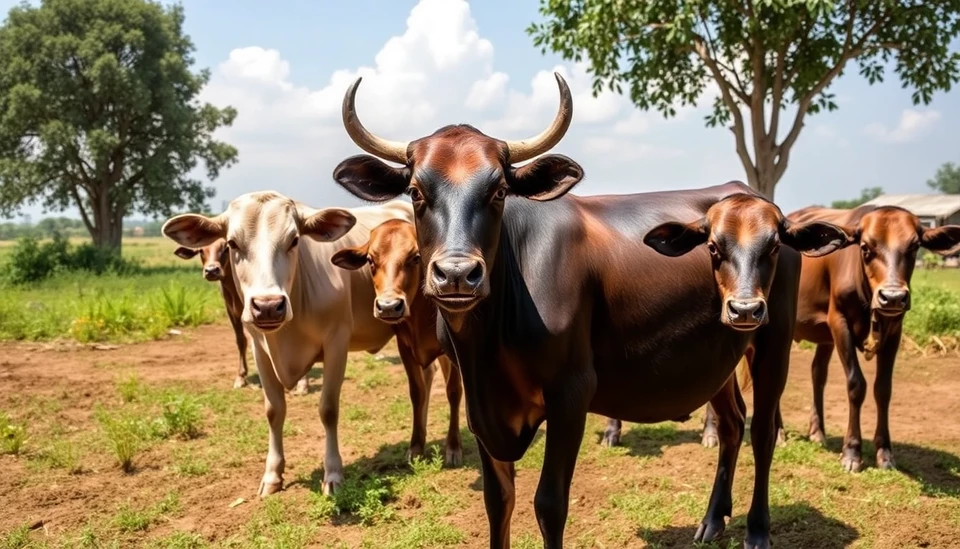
38;439;83;473
310;475;396;525
94;406;150;472
0;413;27;455
245;498;315;549
172;448;210;477
112;493;181;533
161;395;204;439
115;373;144;403
0;524;30;549
147;531;208;549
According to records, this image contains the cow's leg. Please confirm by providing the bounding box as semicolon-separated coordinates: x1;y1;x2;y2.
536;374;594;549
873;323;902;470
694;375;746;543
775;406;786;447
398;339;431;462
477;441;516;549
438;355;463;467
743;331;789;549
228;312;249;389
601;417;621;447
292;372;309;396
254;344;286;497
702;403;719;448
830;315;867;473
806;342;834;444
318;335;349;494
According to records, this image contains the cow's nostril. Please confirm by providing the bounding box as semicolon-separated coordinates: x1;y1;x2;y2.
726;300;740;319
432;262;448;283
466;262;484;286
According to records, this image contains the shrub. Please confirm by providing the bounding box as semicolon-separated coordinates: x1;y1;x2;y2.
903;283;960;347
2;234;140;285
94;407;150;472
160;395;203;440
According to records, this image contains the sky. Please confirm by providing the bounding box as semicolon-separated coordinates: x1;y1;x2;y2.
3;0;959;221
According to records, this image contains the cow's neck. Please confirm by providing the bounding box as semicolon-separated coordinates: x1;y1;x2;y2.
437;224;543;461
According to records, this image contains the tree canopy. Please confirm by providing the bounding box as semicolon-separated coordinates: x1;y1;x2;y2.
830;186;883;209
928;161;960;194
529;0;960;199
0;0;237;251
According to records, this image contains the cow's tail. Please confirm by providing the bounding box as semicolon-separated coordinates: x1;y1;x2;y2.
735;356;753;393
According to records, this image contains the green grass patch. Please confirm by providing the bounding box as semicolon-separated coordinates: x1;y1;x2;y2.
0;412;28;455
112;492;181;533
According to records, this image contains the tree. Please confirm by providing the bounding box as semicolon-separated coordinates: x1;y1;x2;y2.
830;186;883;209
529;1;960;199
0;0;237;252
927;161;960;194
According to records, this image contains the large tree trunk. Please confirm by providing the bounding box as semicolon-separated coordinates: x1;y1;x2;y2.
87;185;123;254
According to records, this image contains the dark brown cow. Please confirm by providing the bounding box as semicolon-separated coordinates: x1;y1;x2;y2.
331;219;464;465
174;240;310;395
330;73;850;548
787;205;960;472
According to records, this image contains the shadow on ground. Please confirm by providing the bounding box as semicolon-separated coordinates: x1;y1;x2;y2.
641;503;859;548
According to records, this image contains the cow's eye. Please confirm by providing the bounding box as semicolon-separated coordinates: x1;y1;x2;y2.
408;187;424;202
707;241;719;256
770;242;781;255
289;235;300;250
861;243;875;260
410;253;421;265
493;187;508;201
226;239;237;250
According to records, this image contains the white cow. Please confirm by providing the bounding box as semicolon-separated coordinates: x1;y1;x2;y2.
163;191;413;496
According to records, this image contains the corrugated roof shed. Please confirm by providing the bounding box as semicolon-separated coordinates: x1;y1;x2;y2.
862;194;960;218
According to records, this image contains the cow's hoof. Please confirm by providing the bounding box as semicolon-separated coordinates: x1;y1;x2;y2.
876;448;897;470
406;446;425;463
809;430;826;445
257;479;283;498
601;430;620;448
776;428;787;447
323;472;343;496
445;446;463;468
744;532;771;549
702;433;719;448
841;453;864;473
693;517;725;543
233;376;247;389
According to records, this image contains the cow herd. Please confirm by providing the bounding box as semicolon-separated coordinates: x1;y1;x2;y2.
161;73;960;549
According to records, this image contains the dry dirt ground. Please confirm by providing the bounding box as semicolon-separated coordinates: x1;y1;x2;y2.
2;323;959;548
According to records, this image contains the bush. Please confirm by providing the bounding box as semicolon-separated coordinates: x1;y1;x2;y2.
94;407;151;472
0;413;28;455
2;233;140;285
903;283;960;347
160;395;203;440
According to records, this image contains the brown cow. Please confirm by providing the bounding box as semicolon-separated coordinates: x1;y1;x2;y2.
330;73;850;549
788;205;960;472
331;219;463;465
173;240;310;394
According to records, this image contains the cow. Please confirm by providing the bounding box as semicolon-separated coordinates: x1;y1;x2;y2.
172;240;310;394
329;73;850;548
162;192;414;496
331;219;463;466
786;205;960;472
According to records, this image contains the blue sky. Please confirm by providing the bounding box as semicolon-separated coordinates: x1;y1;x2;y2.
3;0;959;220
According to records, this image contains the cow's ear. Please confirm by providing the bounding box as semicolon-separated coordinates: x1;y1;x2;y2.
780;220;853;257
173;246;199;260
644;218;709;257
302;208;357;242
334;155;411;202
921;225;960;256
507;154;584;201
331;245;369;271
163;214;226;248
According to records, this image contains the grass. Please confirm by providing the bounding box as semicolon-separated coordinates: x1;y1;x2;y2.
0;413;28;455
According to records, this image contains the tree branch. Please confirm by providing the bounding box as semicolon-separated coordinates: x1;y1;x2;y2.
68;183;95;235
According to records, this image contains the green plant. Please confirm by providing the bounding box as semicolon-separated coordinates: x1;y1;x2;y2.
116;373;144;403
161;395;203;440
0;413;27;455
39;440;83;473
94;407;149;472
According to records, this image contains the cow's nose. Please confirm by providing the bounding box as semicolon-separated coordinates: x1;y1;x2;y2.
725;299;767;328
430;256;485;294
877;288;909;311
375;297;406;320
250;295;287;327
203;265;222;280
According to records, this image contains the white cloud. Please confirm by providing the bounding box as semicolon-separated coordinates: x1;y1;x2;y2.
197;0;727;210
864;109;941;143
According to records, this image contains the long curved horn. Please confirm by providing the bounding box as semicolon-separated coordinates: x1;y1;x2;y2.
341;77;410;164
505;72;573;163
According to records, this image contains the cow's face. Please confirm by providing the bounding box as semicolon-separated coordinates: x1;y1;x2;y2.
174;239;229;281
162;192;356;332
333;73;582;314
848;207;960;316
645;194;850;331
331;219;421;323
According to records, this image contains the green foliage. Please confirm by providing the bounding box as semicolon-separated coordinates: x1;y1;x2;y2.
310;475;396;525
529;1;960;197
37;439;83;474
0;0;237;250
928;161;960;194
160;394;203;440
903;283;960;345
0;412;28;455
112;493;181;533
0;524;31;549
94;406;151;472
831;186;884;209
3;234;138;284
